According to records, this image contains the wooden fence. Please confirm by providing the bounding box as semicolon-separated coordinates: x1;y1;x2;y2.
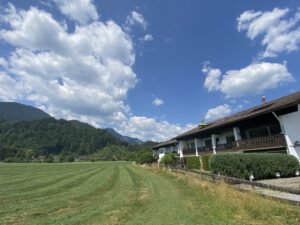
158;165;300;196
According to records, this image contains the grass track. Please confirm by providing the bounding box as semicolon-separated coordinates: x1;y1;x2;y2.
0;162;299;225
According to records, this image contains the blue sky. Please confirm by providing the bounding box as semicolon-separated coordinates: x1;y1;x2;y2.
0;0;299;141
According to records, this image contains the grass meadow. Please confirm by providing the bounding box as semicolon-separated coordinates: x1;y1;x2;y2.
0;162;299;225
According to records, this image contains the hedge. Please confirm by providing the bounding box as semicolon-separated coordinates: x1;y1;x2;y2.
201;154;211;171
210;153;300;180
137;152;154;164
160;153;178;166
185;156;201;170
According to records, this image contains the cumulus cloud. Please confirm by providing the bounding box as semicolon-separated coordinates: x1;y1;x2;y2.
237;7;300;57
53;0;99;24
152;98;164;106
0;57;7;67
205;104;232;121
202;62;294;98
116;116;195;142
0;4;135;125
0;3;192;142
140;34;153;42
125;11;147;30
202;61;222;92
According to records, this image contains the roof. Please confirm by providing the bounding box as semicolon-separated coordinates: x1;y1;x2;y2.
175;91;300;140
152;139;177;150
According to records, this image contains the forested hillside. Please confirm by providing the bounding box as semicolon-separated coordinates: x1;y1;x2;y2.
0;102;50;121
0;118;157;162
0;102;157;162
0;118;123;160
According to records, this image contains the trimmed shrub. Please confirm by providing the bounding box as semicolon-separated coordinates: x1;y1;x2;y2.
185;156;201;170
66;155;75;162
4;157;22;163
44;154;54;163
137;152;154;164
210;153;300;180
160;153;178;166
202;154;211;171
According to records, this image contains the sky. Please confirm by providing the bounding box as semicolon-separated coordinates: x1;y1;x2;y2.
0;0;300;142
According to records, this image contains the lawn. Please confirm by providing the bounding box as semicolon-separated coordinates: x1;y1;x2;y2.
0;162;299;225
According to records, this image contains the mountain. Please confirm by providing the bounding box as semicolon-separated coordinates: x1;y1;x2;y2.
105;128;143;144
0;102;51;122
0;102;156;162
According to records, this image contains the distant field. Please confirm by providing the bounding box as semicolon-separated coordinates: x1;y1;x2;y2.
0;162;299;225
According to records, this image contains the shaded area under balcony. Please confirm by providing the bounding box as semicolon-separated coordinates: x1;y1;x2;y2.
182;134;287;156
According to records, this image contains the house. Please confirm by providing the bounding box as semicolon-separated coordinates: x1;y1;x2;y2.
152;139;178;162
153;91;300;161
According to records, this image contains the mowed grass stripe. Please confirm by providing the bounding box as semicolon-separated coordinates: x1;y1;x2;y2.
1;162;300;225
0;166;96;194
0;163;109;224
0;166;103;201
32;163;124;225
0;165;103;202
0;163;98;187
80;163;149;225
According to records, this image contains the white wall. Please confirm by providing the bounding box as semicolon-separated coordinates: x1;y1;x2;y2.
279;105;300;161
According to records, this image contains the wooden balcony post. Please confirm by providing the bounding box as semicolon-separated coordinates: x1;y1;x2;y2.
211;134;217;154
194;138;199;156
178;141;184;158
233;127;241;147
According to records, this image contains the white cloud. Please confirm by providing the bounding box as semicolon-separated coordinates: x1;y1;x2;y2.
0;57;7;67
0;3;193;142
0;72;27;101
237;8;300;57
205;104;232;121
202;62;294;98
53;0;99;24
0;4;135;124
220;62;294;98
152;98;164;106
202;61;222;92
141;34;153;42
116;116;195;142
125;11;147;30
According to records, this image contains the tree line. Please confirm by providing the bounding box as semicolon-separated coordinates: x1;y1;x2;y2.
0;118;157;162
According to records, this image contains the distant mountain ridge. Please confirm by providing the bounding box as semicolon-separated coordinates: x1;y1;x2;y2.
0;102;143;144
105;128;143;144
0;102;50;121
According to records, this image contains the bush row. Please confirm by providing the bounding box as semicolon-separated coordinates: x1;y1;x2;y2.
201;154;211;171
185;156;201;170
159;154;201;170
160;153;179;166
210;153;300;180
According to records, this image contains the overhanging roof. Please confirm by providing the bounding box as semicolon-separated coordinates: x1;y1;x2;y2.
175;91;300;140
152;139;177;150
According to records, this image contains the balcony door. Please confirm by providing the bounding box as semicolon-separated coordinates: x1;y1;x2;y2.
246;126;270;139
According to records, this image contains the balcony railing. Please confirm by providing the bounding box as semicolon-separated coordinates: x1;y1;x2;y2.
232;134;286;151
181;134;286;155
182;146;214;155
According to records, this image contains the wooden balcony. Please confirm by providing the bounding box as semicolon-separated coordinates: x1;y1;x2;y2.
232;134;286;152
182;148;197;155
182;147;210;155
